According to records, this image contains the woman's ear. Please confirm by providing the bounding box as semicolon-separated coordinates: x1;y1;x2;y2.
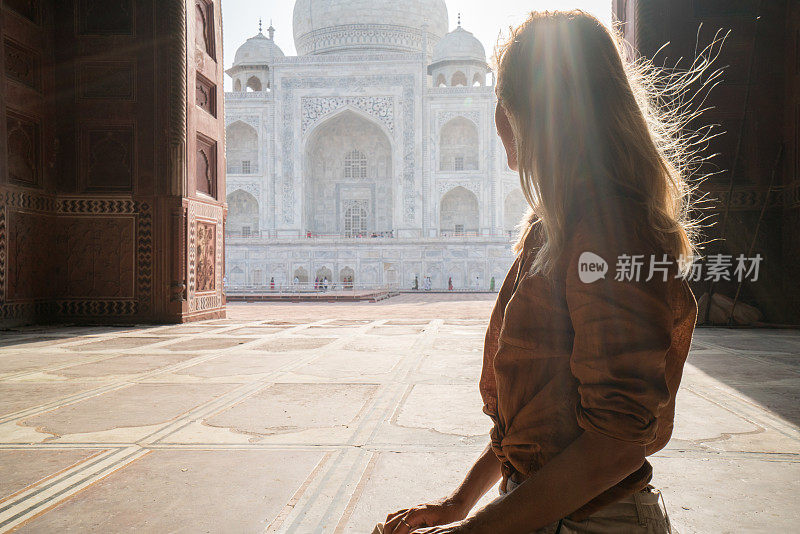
495;102;518;171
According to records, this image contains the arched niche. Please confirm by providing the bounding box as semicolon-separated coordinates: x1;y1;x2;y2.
439;117;479;171
246;75;262;92
226;121;258;174
227;189;259;235
435;73;447;87
440;186;479;235
451;71;467;87
304;110;393;236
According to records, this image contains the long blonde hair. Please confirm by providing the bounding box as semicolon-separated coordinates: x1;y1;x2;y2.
496;10;713;277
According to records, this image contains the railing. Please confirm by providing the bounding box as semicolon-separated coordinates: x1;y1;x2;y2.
225;282;398;295
227;164;259;175
225;231;513;240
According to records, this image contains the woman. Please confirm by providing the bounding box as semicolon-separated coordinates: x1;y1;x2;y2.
383;10;700;534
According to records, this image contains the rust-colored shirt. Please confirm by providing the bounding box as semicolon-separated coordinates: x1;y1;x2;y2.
480;207;697;520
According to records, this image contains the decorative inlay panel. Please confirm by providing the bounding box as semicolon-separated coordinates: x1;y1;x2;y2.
187;201;224;312
7;210;52;300
78;61;135;100
80;125;135;192
4;39;41;90
78;0;134;35
195;221;216;292
196;73;217;116
196;134;217;198
301;96;394;135
6;110;41;187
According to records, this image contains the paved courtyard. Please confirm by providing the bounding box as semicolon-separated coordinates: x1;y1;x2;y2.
0;294;798;533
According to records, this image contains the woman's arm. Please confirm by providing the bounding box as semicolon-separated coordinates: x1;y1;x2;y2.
384;441;502;534
455;430;644;533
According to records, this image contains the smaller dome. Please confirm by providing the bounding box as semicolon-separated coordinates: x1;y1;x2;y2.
233;31;284;66
432;26;486;64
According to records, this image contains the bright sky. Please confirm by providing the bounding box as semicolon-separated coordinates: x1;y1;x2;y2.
221;1;613;90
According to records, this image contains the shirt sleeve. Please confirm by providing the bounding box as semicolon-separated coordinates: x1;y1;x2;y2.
565;228;674;445
480;253;523;417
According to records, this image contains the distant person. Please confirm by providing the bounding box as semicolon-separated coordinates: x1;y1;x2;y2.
383;10;700;534
270;277;275;290
448;277;453;291
490;276;496;291
293;276;299;286
412;275;419;291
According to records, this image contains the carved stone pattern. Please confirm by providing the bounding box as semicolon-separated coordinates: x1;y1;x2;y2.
187;201;224;312
225;91;273;100
225;113;261;128
79;62;135;100
6;112;41;186
438;180;482;198
56;199;152;314
4;40;40;90
57;217;136;299
79;0;134;35
437;110;481;129
195;74;216;116
228;181;260;199
295;24;435;56
195;221;216;292
196;135;217;197
7;210;52;300
1;190;56;212
282;74;416;225
84;128;134;191
0;205;5;302
275;52;426;65
301;96;394;135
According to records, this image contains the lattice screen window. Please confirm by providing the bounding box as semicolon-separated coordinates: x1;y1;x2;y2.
455;224;465;236
344;200;369;237
242;226;251;237
454;156;465;171
242;160;251;174
344;149;367;179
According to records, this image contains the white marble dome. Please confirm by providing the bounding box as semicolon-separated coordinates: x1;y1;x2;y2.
233;31;285;66
293;0;449;56
432;26;486;64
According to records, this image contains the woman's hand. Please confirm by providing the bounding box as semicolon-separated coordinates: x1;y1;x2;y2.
383;497;469;534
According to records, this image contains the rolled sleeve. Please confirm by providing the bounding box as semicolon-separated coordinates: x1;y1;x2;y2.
565;230;673;445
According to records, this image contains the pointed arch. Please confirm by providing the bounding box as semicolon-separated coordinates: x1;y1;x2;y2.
246;75;262;92
440;186;479;235
226;121;258;174
227;189;259;235
451;71;467;87
472;72;484;86
439;116;479;171
435;73;447;87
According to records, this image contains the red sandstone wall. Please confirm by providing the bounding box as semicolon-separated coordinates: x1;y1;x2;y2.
0;0;227;326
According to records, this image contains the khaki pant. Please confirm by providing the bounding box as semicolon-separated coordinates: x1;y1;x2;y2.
498;478;677;534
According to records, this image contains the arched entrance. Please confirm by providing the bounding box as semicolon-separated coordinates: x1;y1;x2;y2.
227;189;259;235
440;186;479;236
439;117;479;171
293;267;309;284
304;110;393;237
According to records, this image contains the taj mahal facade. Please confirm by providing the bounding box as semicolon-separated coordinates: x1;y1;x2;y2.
224;0;528;291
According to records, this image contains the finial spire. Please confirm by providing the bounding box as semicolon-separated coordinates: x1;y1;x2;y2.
268;19;275;40
259;18;263;34
458;13;461;27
